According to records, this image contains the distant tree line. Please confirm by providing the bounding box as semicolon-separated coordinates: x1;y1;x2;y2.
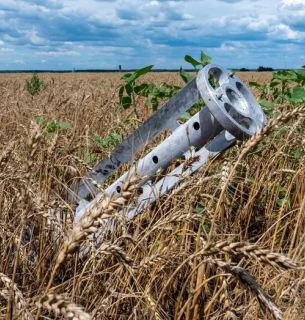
239;66;274;72
257;66;274;72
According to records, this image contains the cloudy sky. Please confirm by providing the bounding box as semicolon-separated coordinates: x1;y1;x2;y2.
0;0;304;70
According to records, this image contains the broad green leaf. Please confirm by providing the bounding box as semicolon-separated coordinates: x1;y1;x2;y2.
148;84;157;95
259;100;274;109
180;67;194;84
151;97;158;112
89;132;107;146
84;154;95;164
273;71;297;81
291;85;305;102
109;134;121;140
277;198;285;206
59;122;70;129
302;65;305;69
133;65;154;80
120;73;133;83
118;86;124;103
269;81;280;89
200;51;211;66
125;83;133;96
249;82;263;88
134;83;149;95
145;99;152;105
184;55;201;69
122;96;132;109
158;85;167;93
292;69;305;80
34;116;48;126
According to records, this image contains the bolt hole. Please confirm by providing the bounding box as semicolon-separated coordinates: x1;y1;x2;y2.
193;122;200;130
116;186;121;193
152;156;159;164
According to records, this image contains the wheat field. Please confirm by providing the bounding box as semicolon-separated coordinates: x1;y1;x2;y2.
0;71;304;320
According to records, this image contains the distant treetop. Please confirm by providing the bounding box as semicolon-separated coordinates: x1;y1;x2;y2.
258;66;274;72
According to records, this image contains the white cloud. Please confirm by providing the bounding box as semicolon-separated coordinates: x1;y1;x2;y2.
14;60;24;64
41;59;47;63
278;0;305;11
0;41;4;45
35;51;81;56
268;24;302;40
0;48;14;52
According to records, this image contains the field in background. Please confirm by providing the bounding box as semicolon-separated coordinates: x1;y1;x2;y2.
0;70;304;320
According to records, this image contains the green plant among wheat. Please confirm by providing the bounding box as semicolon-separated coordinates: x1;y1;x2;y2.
25;72;44;95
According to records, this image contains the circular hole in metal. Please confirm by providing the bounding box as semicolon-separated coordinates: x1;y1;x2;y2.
193;122;200;130
236;82;252;101
236;81;265;125
208;67;228;89
116;186;121;193
226;88;248;113
152;156;159;164
224;103;256;132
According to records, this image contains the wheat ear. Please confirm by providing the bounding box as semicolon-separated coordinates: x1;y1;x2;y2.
217;262;283;320
202;240;296;270
30;294;90;320
0;273;33;320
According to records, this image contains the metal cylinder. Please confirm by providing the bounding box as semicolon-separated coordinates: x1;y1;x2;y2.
74;64;267;222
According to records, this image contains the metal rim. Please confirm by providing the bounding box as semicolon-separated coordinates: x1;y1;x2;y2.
196;64;267;140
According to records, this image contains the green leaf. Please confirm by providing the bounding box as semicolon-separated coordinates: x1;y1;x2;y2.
109;134;121;140
84;154;95;164
120;73;133;83
180;67;194;84
158;85;167;93
184;55;201;69
277;198;285;206
134;83;149;95
121;65;153;84
118;86;124;103
34;116;47;126
292;69;305;80
249;82;263;88
121;96;132;110
179;112;191;120
134;65;154;79
145;99;152;105
200;51;211;66
89;132;107;146
273;71;297;81
291;85;305;102
151;97;158;112
259;100;274;109
125;83;133;96
302;65;305;69
269;81;280;89
58;122;70;129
